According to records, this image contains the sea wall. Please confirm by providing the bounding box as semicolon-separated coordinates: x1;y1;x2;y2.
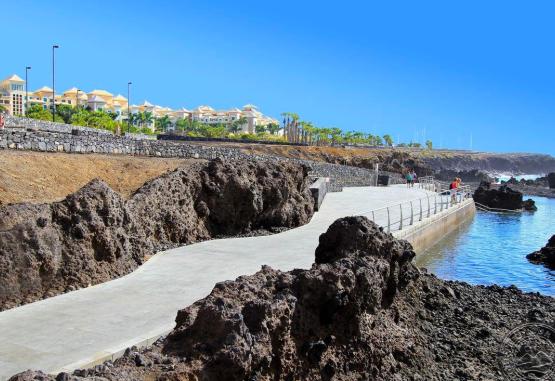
0;128;392;189
394;198;476;253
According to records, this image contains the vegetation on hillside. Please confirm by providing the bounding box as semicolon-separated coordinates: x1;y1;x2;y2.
280;111;430;148
18;104;432;148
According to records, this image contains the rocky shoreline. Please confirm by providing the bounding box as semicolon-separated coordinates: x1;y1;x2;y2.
527;235;555;269
0;159;315;311
498;175;555;199
10;217;555;381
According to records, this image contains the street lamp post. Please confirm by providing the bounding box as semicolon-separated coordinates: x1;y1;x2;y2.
127;81;132;133
25;66;31;115
52;45;59;122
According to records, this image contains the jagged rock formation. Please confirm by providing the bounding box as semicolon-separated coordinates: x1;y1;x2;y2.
422;152;555;179
500;175;555;199
527;235;555;269
502;176;548;187
473;182;537;210
0;159;314;311
549;173;555;189
10;216;555;381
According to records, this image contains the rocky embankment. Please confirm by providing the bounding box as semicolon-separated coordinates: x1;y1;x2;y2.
473;182;537;210
422;152;555;182
501;174;555;199
283;148;555;184
0;159;314;311
527;235;555;269
11;217;555;381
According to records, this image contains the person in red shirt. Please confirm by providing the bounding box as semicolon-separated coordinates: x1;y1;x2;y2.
449;178;458;204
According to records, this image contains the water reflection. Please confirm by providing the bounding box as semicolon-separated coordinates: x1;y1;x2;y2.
416;196;555;296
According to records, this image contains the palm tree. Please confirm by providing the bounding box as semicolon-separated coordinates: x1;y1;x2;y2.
266;122;280;135
318;127;332;146
229;116;248;134
156;115;171;132
280;112;290;141
302;122;315;145
330;127;342;145
142;111;154;129
342;131;354;144
290;113;300;143
352;131;364;144
383;134;393;146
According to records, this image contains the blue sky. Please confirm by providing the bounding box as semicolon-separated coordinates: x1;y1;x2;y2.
2;1;554;154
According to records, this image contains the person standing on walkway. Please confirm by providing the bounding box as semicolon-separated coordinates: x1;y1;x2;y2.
449;178;458;204
411;170;418;187
406;171;413;188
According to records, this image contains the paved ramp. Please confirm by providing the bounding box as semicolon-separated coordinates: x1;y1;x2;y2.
0;185;432;379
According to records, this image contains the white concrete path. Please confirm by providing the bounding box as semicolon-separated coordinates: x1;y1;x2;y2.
0;185;433;379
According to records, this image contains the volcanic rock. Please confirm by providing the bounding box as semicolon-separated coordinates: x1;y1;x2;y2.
526;235;555;269
0;159;314;311
9;216;555;381
548;172;555;189
473;182;534;210
522;198;537;211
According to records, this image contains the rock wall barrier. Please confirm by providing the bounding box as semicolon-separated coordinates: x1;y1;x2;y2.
4;115;114;135
0;129;397;189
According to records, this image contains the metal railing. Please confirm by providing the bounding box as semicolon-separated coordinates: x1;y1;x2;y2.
358;179;472;234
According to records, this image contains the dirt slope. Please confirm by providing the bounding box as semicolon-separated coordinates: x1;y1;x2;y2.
0;150;201;205
0;159;314;311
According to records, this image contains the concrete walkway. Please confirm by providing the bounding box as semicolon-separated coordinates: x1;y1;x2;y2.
0;185;433;379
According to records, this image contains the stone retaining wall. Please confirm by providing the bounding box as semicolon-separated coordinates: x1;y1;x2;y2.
0;128;392;189
4;115;113;135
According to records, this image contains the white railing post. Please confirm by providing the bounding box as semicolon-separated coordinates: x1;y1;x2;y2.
387;207;390;233
399;204;403;230
434;196;437;214
410;201;414;225
427;195;431;218
419;198;423;221
372;210;375;223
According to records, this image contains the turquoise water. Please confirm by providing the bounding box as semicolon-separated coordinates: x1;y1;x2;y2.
416;196;555;296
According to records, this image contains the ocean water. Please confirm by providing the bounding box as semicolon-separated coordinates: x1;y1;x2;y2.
416;195;555;296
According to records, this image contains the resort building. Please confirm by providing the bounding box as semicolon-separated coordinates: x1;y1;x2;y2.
0;74;25;116
187;104;278;133
0;73;279;133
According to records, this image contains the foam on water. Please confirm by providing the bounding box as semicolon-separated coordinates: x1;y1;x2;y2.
495;174;543;183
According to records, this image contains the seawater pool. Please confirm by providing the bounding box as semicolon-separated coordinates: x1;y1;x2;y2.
416;195;555;296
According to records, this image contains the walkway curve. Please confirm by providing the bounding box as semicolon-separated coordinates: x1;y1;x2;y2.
0;185;433;379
